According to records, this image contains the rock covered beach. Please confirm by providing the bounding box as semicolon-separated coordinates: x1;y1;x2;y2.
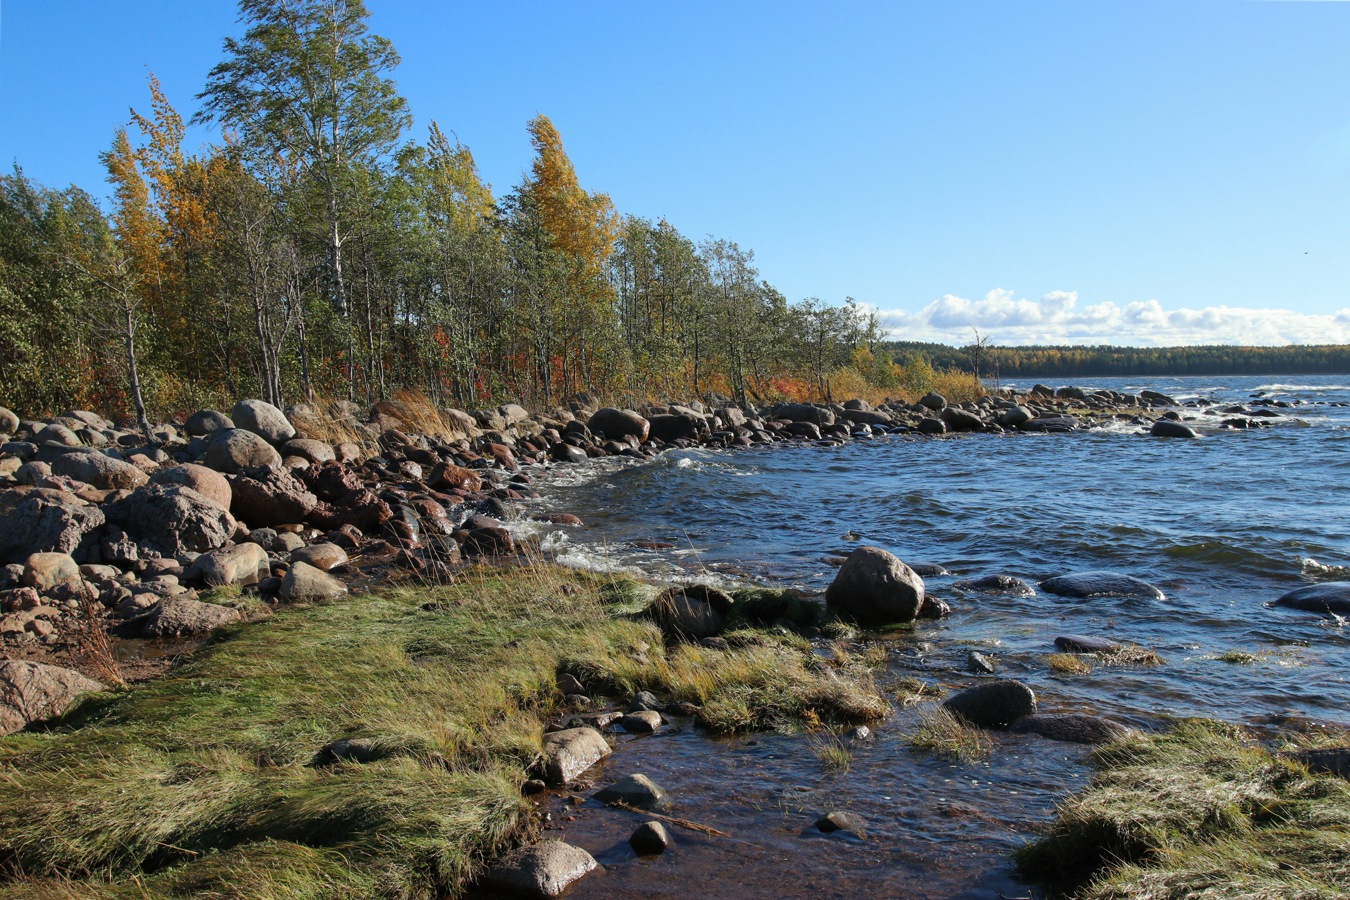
0;385;1346;898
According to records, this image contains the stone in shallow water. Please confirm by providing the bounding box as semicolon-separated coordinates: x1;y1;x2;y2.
629;820;673;854
1272;583;1350;615
594;773;669;810
816;810;867;835
481;840;599;898
1040;571;1165;601
1009;713;1132;744
540;726;610;785
953;574;1036;597
1053;634;1121;653
825;546;925;625
943;679;1037;729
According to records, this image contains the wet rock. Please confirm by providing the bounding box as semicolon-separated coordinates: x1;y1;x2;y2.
50;450;148;490
202;428;282;473
825;546;925;625
481;840;599;899
289;543;348;571
816;810;867;835
953;574;1036;597
967;651;997;674
1009;713;1132;744
997;405;1034;428
22;552;81;591
594;773;669;810
1054;634;1121;653
278;561;348;602
0;660;105;735
191;543;269;587
916;417;947;435
1040;571;1165;601
908;563;950;577
652;584;733;639
1150;419;1199;438
0;490;106;564
647;412;703;442
940;407;984;432
917;595;950;619
942;679;1037;729
540;726;611;785
461;525;513;557
587;407;650;442
620;710;663;734
231;399;296;444
628;690;660;712
148;463;232;510
142;597;242;637
107;484;236;556
1272;583;1350;615
229;466;318;527
629;821;673;854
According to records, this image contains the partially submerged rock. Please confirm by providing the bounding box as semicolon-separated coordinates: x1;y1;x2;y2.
1009;713;1132;744
540;726;611;785
1040;571;1165;601
943;679;1037;729
480;840;599;899
629;820;673;854
594;772;669;810
1272;583;1350;615
825;546;925;625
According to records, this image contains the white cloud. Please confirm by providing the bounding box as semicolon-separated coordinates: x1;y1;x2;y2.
872;289;1350;346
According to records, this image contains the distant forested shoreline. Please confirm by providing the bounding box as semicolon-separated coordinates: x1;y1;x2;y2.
887;341;1350;380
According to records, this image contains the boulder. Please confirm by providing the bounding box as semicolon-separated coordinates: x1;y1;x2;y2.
50;451;149;490
289;543;348;571
142;597;242;637
0;661;105;735
0;407;19;434
773;403;835;427
278;561;348;602
22;552;81;591
149;464;232;511
203;429;282;473
587;407;650;442
281;438;336;465
647;412;703;442
918;392;947;411
185;409;234;436
191;543;269;587
594;773;669;810
940;407;984;432
620;710;663;734
540;726;611;785
629;821;673;854
428;461;483;493
916;417;947;435
35;423;81;446
1053;634;1121;653
1009;713;1132;744
0;490;105;564
997;406;1034;428
229;466;318;527
481;841;599;899
231;399;296;444
1150;420;1199;438
1273;583;1350;615
106;484;236;556
825;546;925;625
1040;571;1165;601
942;679;1037;728
652;584;733;639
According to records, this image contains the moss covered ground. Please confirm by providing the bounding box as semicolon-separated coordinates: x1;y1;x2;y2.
0;567;883;898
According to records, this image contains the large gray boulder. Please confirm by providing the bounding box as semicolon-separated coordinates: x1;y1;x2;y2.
231;399;296;445
481;841;599;899
190;543;269;587
647;412;703;442
940;407;984;432
229;466;317;527
22;552;81;591
587;407;650;442
142;597;242;637
106;484;236;556
773;403;835;427
943;679;1037;729
594;773;669;810
1009;713;1131;744
1273;583;1350;615
149;464;231;511
0;407;19;435
825;546;925;625
540;726;611;785
278;561;348;601
0;490;106;564
0;660;105;735
185;409;234;437
1040;571;1165;601
1150;420;1199;439
50;450;149;490
281;438;335;466
652;584;732;639
203;429;282;473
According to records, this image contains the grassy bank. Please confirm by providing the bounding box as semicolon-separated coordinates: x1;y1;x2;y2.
1016;719;1350;899
0;566;882;899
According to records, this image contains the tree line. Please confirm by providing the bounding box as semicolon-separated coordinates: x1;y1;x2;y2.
0;0;905;422
889;341;1350;380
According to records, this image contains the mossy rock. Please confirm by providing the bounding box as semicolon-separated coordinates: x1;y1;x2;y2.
730;587;822;629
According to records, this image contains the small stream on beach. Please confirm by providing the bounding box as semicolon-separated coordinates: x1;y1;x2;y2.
516;375;1350;897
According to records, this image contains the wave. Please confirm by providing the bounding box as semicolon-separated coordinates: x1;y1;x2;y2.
1254;383;1350;393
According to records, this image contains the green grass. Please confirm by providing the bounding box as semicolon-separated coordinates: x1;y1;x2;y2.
906;704;991;763
1016;718;1350;899
0;565;886;898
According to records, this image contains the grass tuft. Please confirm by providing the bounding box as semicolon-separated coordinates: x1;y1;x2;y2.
1048;652;1093;674
906;704;991;762
1016;718;1350;899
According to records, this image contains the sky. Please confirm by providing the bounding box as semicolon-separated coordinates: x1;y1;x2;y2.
2;0;1349;347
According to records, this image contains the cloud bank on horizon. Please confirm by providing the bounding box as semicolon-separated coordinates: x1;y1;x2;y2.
874;289;1350;347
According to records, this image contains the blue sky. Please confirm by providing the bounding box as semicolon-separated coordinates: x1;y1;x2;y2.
2;0;1348;346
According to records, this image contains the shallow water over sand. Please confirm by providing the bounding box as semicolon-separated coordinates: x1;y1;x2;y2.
523;374;1350;894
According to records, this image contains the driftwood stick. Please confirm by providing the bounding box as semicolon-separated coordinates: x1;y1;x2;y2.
603;799;731;837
